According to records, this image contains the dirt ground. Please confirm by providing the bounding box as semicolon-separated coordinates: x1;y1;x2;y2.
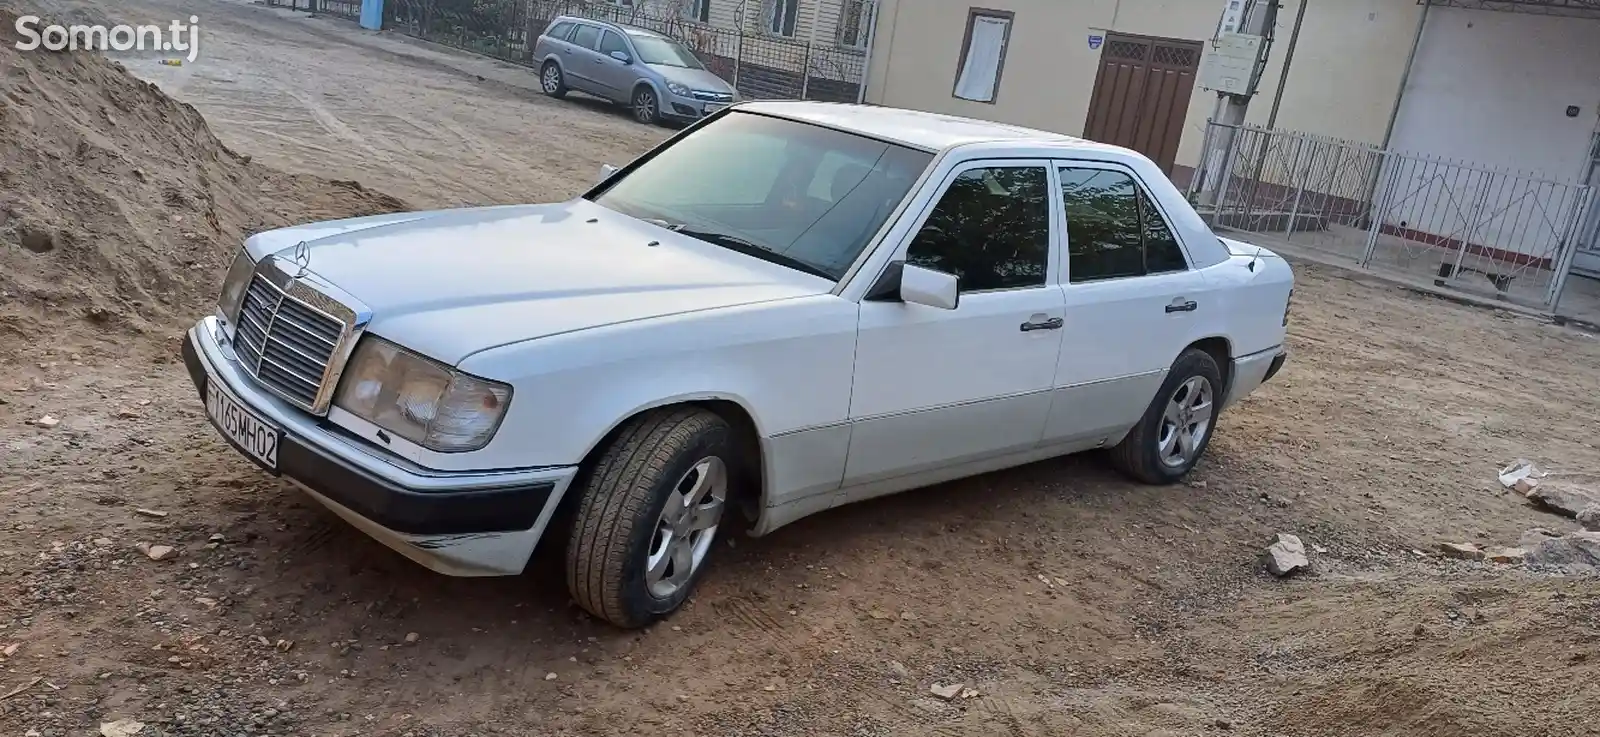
5;2;1600;736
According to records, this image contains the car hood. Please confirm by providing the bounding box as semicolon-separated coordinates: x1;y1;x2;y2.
649;64;733;94
243;199;830;365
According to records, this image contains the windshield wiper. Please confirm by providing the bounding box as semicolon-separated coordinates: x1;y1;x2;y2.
674;228;835;281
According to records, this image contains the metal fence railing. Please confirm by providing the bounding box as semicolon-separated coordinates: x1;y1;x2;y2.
337;0;873;103
1190;121;1594;312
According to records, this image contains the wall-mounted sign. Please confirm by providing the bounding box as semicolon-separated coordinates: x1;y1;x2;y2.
1216;0;1246;38
1088;34;1103;50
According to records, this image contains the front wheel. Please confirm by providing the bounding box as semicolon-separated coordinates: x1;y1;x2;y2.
1108;348;1223;484
632;86;660;125
566;408;733;628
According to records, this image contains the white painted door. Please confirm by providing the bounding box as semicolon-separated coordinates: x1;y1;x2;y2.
844;162;1065;487
1042;163;1212;446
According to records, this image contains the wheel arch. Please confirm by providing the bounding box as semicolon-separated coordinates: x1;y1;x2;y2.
551;393;768;541
1183;335;1233;402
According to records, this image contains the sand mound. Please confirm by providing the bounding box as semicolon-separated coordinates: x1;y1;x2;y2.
0;7;407;344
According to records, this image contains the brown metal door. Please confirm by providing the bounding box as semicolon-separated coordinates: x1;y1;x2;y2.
1083;35;1202;175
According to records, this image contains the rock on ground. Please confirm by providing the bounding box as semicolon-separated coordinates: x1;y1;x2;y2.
1524;531;1600;571
1438;542;1485;560
1528;480;1600;518
1577;504;1600;532
1263;533;1309;577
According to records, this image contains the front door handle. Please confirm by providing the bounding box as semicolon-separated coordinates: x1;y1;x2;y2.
1020;316;1064;332
1165;299;1198;313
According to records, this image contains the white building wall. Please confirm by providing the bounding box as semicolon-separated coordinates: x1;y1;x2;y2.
1384;8;1600;261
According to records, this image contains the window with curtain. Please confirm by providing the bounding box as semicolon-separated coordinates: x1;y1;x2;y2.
953;9;1012;103
681;0;711;23
767;0;799;36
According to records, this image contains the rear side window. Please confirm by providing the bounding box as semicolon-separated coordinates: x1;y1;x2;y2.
571;24;601;50
546;21;575;41
1059;167;1189;282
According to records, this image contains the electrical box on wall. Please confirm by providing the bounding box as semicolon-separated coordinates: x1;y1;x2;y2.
1199;32;1263;96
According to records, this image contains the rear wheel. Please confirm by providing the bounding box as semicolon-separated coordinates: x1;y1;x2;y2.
565;408;733;628
540;62;567;98
1108;348;1223;484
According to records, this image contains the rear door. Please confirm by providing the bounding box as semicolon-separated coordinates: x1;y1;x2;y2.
1042;162;1212;446
564;23;605;94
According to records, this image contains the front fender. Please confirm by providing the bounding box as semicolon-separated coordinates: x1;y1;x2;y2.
453;295;858;472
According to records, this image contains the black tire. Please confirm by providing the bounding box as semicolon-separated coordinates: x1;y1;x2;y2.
565;407;734;628
540;61;567;98
631;85;660;125
1108;348;1224;485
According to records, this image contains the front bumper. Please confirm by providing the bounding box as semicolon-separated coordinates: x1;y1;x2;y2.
180;316;576;576
663;91;734;120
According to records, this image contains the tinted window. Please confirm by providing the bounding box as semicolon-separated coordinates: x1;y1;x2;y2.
571;24;601;50
1141;191;1187;273
592;111;932;280
599;30;629;57
1060;167;1187;282
633;36;705;69
906;166;1050;292
546;21;575;41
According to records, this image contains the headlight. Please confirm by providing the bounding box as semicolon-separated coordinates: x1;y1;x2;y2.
217;248;257;323
666;81;690;96
334;336;512;453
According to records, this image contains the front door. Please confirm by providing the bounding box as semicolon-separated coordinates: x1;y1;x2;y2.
843;161;1065;491
592;30;636;100
1043;162;1211;446
1082;34;1202;175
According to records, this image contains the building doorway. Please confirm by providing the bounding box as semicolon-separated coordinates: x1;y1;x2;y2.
1573;128;1600;278
1082;34;1202;175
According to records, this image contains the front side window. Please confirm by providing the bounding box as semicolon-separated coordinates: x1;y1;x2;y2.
632;36;705;69
1059;167;1189;282
953;9;1013;103
598;30;629;57
591;112;933;280
906;166;1050;292
570;24;601;50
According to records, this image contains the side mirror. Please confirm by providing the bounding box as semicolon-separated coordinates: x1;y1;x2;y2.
598;163;619;184
867;261;960;309
900;263;960;310
609;50;631;63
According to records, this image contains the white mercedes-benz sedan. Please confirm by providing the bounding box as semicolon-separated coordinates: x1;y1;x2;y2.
181;101;1292;628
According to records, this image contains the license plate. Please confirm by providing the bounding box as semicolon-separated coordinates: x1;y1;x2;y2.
205;380;281;471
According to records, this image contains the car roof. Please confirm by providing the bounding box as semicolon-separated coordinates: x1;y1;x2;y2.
735;101;1126;154
554;15;667;40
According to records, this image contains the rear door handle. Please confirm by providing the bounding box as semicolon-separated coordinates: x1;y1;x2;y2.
1165;299;1198;313
1020;317;1064;332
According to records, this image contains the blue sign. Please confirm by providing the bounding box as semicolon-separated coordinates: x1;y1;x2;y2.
1088;34;1104;50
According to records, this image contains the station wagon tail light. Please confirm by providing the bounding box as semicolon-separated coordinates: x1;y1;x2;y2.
334;336;512;453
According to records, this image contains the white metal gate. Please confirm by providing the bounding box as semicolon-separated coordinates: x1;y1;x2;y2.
1573;130;1600;278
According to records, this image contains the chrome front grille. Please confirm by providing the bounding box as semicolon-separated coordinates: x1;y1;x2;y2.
233;273;347;412
691;90;733;102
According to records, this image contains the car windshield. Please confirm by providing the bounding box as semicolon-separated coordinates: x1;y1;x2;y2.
589;112;933;280
632;36;705;69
